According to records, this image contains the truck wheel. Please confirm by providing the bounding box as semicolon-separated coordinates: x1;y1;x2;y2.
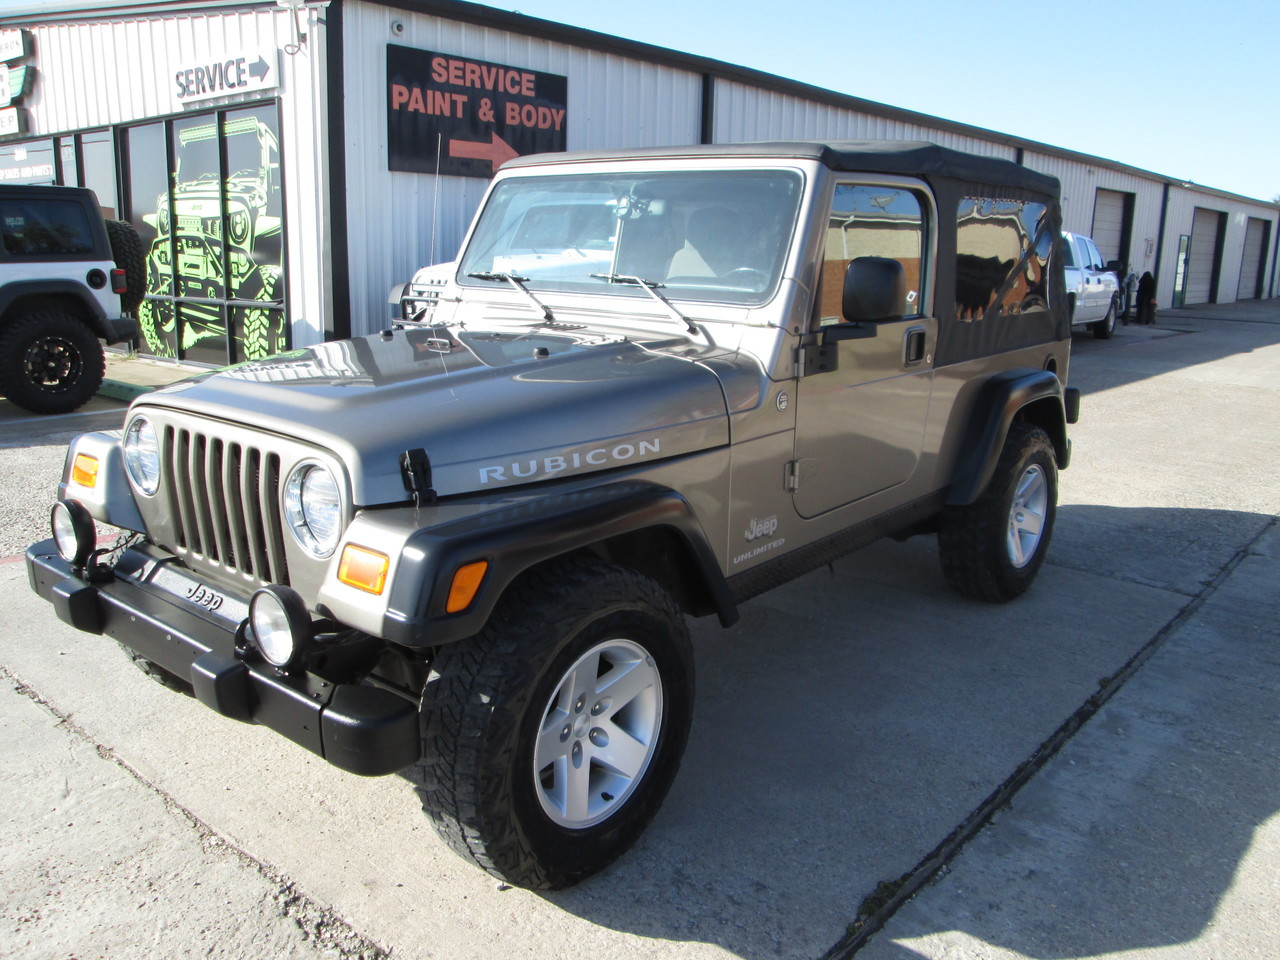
1092;297;1118;339
105;220;147;314
413;555;694;889
938;422;1057;602
0;310;105;414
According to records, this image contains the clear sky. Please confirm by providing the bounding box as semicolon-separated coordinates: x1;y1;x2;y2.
504;0;1278;203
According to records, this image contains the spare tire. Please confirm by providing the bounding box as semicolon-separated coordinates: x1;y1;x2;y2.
105;219;146;314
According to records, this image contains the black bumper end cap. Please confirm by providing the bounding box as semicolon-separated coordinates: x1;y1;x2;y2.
191;652;256;722
52;577;103;634
322;685;420;777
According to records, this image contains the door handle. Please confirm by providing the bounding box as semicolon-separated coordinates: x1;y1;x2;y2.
903;327;927;366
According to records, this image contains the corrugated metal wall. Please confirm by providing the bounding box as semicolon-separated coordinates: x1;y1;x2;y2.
712;81;1015;159
19;8;334;346
342;1;704;337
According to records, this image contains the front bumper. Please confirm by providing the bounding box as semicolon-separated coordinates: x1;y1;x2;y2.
26;541;420;777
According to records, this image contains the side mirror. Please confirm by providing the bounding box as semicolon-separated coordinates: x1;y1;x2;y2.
843;256;906;324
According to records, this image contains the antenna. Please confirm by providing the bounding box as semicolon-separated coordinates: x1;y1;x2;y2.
430;132;442;265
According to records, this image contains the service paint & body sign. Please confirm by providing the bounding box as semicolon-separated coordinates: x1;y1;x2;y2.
387;45;567;177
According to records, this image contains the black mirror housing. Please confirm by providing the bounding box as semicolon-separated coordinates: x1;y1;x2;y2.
843;256;906;323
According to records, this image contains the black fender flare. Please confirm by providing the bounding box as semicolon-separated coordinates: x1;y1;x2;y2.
947;368;1072;507
381;480;737;647
0;279;112;336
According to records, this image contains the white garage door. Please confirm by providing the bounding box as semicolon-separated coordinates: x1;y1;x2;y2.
1091;190;1128;264
1236;218;1268;300
1186;207;1223;305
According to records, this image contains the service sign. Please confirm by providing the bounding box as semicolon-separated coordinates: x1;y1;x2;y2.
172;48;279;104
387;45;567;178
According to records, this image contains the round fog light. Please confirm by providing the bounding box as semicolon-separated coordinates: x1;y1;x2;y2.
51;499;96;567
248;585;312;669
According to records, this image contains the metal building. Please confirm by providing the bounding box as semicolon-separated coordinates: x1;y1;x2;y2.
2;0;1275;363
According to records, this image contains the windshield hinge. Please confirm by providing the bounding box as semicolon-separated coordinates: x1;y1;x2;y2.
795;337;837;377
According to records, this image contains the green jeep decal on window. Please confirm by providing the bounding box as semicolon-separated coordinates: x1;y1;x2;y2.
137;115;286;361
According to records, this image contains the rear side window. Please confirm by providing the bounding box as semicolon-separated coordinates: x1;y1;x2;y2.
1;199;96;256
956;197;1051;320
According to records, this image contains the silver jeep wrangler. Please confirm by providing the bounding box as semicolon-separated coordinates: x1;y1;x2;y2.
28;141;1078;889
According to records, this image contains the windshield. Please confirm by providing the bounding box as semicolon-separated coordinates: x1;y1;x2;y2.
457;169;803;305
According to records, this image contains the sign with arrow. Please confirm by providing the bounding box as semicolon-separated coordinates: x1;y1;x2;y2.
387;44;567;178
172;49;278;104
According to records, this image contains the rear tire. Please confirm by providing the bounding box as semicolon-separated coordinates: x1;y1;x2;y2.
0;310;104;414
1092;297;1118;339
412;555;694;889
939;422;1057;602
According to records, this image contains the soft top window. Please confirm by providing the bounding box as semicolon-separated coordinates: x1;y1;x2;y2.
1;199;95;256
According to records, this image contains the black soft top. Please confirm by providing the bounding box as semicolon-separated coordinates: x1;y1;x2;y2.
505;140;1059;198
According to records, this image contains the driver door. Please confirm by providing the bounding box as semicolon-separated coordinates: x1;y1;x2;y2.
791;182;936;519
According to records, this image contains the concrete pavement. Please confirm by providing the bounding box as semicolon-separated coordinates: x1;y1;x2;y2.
1;301;1278;959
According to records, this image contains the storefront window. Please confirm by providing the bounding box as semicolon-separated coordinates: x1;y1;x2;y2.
129;122;178;358
128;104;287;364
0;138;56;184
80;130;117;217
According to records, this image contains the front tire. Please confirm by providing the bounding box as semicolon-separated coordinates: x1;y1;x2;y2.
939;422;1058;602
413;555;694;889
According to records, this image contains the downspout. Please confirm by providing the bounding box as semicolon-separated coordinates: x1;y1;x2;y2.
324;0;351;341
1153;181;1171;304
700;73;715;145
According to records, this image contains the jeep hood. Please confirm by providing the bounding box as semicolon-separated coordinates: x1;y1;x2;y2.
137;325;731;504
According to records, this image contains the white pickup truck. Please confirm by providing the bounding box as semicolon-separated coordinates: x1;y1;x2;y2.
1062;231;1120;339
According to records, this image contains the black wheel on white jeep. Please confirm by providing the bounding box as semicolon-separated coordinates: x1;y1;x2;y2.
938;422;1057;602
1092;296;1118;339
413;555;694;889
0;310;104;414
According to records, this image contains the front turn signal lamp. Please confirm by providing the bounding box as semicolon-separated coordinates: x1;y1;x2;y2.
446;561;488;614
70;454;100;489
337;544;390;594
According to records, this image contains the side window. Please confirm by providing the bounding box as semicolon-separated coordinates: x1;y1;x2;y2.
1083;237;1103;269
956;197;1051;320
1061;235;1077;268
820;183;925;324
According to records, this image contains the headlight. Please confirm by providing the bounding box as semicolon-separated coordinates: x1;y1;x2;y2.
249;585;312;669
284;462;342;557
123;417;161;496
51;499;96;567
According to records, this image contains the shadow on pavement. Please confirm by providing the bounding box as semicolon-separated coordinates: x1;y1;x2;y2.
441;504;1271;960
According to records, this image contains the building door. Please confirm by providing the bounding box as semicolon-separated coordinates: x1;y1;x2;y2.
1091;189;1132;267
1185;207;1224;306
1236;218;1270;300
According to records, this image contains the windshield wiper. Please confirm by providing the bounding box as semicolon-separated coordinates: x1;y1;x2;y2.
591;273;698;335
467;271;555;321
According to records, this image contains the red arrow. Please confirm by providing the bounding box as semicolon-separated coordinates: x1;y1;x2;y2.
448;132;519;172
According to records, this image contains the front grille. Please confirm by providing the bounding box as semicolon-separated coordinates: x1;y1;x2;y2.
162;425;291;585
